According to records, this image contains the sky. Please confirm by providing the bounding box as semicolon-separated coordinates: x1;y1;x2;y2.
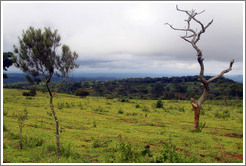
1;1;244;76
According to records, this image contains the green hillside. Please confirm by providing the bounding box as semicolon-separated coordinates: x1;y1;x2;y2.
3;88;243;163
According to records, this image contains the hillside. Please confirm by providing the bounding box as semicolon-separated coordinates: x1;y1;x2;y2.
3;88;243;163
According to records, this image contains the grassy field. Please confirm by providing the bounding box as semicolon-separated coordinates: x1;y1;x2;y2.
2;88;244;163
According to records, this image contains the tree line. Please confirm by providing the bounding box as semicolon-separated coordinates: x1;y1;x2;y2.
4;75;243;101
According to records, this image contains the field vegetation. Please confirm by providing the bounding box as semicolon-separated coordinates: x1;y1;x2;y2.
3;88;243;163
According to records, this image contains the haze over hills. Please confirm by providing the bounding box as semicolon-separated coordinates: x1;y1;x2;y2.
3;72;243;84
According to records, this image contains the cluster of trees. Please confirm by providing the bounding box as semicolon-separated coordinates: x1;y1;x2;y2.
5;75;243;101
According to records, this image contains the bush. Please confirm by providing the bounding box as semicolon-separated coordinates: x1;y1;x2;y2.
118;109;124;114
22;89;36;97
156;100;163;108
75;88;89;97
120;98;129;102
156;138;181;163
141;106;149;112
106;94;114;99
24;136;44;148
3;123;8;132
214;109;230;119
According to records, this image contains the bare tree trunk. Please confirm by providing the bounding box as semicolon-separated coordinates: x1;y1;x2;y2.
50;96;61;158
165;5;234;131
191;98;200;130
20;126;23;150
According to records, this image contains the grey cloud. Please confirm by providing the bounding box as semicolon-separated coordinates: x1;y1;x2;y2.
2;2;244;75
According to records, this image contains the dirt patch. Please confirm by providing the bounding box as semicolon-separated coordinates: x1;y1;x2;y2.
158;140;166;144
223;153;243;160
176;148;191;155
214;157;222;162
220;133;243;138
215;153;243;162
26;124;52;130
121;118;138;124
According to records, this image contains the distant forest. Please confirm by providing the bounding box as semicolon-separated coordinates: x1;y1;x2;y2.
4;75;243;100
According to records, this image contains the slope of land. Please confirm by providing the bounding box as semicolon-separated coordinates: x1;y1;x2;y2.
3;89;243;163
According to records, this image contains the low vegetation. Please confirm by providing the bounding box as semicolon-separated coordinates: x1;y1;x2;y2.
3;88;243;163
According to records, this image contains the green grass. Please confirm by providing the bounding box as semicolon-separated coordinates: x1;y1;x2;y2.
2;88;243;163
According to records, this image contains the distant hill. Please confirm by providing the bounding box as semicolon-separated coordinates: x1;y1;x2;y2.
224;75;243;84
3;72;243;84
4;74;243;100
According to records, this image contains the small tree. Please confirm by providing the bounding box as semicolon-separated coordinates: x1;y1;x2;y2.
17;109;28;150
165;6;234;130
13;27;79;158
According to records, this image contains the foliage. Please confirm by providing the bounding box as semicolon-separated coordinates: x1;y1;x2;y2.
156;138;181;163
118;109;124;114
4;76;242;100
22;89;37;96
75;88;89;97
3;52;14;78
156;100;164;108
3;52;14;71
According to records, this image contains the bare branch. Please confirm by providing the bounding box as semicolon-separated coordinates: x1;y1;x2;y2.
181;36;192;43
164;23;196;35
207;59;235;83
53;74;69;97
194;19;213;44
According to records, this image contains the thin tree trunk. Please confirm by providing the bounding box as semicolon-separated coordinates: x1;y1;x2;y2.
50;96;61;158
193;107;200;130
20;126;23;150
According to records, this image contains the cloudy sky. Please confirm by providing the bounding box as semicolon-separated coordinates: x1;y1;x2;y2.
2;1;244;76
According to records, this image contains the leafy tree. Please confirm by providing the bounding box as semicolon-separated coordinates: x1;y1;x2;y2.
228;83;243;104
166;6;234;130
13;26;79;158
3;52;14;78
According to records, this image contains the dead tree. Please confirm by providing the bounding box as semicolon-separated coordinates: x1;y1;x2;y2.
165;5;234;130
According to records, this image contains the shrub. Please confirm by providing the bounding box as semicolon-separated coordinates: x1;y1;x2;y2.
141;106;149;112
58;102;65;109
214;109;230;119
106;94;114;99
135;104;140;108
75;88;89;98
24;136;44;148
118;109;124;114
17;109;28;150
29;89;37;96
120;98;129;102
192;122;206;132
3;123;8;132
22;89;36;96
93;119;97;128
156;138;181;163
156;100;163;108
